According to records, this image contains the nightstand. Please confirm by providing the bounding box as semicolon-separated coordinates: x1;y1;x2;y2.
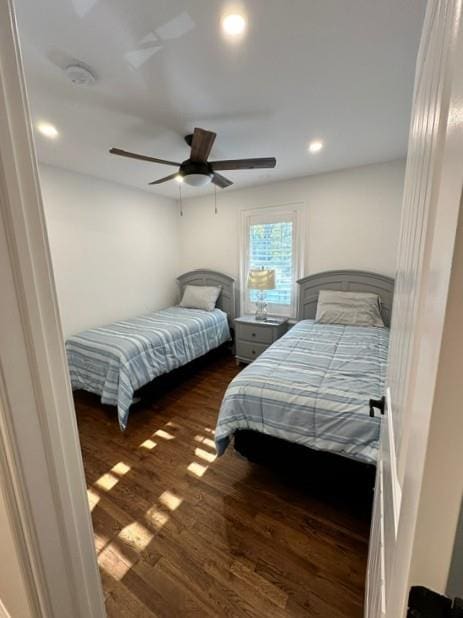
234;315;288;365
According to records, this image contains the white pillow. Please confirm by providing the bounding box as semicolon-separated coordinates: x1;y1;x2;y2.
315;290;384;327
179;285;221;312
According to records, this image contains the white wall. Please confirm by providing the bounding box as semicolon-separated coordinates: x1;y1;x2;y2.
178;160;405;286
39;160;404;336
39;165;180;337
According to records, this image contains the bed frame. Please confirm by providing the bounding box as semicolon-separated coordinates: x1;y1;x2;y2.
233;269;395;489
177;269;236;323
297;269;395;326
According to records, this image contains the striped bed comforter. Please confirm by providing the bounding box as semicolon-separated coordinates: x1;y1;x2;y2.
215;320;389;464
66;306;230;430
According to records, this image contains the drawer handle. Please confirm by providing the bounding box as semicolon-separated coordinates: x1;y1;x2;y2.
252;333;256;337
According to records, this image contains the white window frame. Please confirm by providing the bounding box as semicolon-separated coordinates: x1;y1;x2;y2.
240;203;305;318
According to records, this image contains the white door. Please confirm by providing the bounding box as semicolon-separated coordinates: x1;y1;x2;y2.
365;1;463;616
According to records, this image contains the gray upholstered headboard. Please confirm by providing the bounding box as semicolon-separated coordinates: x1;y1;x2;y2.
176;269;236;322
297;270;395;326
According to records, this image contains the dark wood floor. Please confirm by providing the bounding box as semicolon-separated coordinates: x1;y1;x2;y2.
76;347;371;617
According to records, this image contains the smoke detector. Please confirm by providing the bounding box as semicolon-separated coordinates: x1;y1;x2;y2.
65;64;96;86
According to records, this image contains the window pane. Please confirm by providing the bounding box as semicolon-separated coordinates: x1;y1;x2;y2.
249;221;293;306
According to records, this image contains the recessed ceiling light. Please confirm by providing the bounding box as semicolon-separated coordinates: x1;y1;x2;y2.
222;13;247;37
308;140;323;153
37;122;59;139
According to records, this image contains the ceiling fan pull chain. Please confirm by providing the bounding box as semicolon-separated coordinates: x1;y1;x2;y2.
179;183;183;217
214;184;218;215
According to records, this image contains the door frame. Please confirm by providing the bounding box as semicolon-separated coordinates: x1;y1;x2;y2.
0;1;105;616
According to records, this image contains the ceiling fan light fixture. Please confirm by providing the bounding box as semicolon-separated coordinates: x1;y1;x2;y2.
175;174;184;183
182;173;212;187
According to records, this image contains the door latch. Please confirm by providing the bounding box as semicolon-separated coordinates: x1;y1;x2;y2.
369;396;385;418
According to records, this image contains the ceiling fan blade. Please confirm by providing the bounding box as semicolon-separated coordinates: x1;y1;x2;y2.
212;173;233;189
148;173;179;185
210;157;276;171
190;128;216;162
110;148;180;167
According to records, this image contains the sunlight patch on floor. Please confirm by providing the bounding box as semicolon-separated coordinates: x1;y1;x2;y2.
118;521;154;552
98;543;134;580
187;461;207;477
145;505;170;530
158;490;182;511
195;447;216;463
140;438;157;450
154;429;175;440
94;532;110;553
194;434;216;449
87;487;100;511
112;461;131;475
94;461;131;492
94;471;119;491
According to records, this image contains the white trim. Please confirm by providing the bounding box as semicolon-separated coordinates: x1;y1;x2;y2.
386;387;402;536
379;460;386;617
0;367;43;617
239;202;305;318
0;2;105;617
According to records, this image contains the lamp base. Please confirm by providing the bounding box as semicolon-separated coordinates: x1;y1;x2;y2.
255;297;268;322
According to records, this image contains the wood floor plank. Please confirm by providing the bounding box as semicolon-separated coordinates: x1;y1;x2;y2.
105;579;159;618
76;348;370;617
140;528;262;618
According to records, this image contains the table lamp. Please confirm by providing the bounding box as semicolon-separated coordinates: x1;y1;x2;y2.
247;268;276;321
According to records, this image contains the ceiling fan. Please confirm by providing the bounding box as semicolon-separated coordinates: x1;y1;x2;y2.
109;127;276;189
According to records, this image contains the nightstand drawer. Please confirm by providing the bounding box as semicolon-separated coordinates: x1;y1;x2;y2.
236;340;268;361
235;323;274;344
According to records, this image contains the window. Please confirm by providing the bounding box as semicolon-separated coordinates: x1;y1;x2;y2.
241;205;304;317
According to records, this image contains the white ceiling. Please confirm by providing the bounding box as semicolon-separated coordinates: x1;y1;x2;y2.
15;0;426;198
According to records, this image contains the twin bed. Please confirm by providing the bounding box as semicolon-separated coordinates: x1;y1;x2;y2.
216;271;393;466
66;270;235;429
66;268;393;467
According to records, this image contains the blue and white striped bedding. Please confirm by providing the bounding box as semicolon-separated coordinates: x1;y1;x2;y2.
66;307;230;430
215;320;389;464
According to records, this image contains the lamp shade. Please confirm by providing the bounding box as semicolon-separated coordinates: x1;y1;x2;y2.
247;269;276;291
